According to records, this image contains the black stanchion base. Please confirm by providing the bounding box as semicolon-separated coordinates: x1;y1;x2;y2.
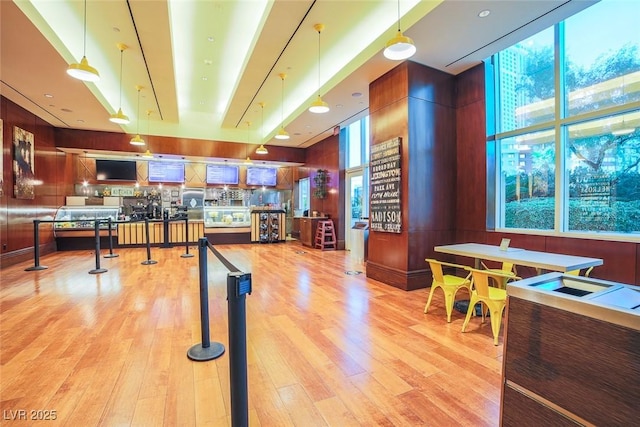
104;254;119;258
25;265;48;271
187;342;225;361
181;253;195;258
141;260;158;265
89;268;108;274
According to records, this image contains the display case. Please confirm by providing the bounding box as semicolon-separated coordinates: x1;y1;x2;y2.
54;205;120;233
251;210;286;243
203;205;251;228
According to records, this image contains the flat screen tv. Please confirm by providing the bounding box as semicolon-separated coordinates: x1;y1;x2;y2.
95;159;137;181
206;164;239;185
246;167;277;186
148;161;185;183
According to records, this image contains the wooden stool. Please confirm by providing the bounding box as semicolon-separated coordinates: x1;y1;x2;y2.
314;219;337;250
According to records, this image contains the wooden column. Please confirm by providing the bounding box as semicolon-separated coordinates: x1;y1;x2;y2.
366;61;456;290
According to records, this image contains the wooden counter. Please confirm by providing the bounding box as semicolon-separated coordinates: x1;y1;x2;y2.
117;220;204;245
298;217;328;248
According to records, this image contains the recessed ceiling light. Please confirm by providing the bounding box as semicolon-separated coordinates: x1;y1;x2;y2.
336;104;343;108
478;10;490;18
204;59;212;65
207;36;214;42
44;93;53;98
113;26;120;32
352;92;362;98
294;132;301;136
202;76;208;81
77;119;85;123
61;108;72;112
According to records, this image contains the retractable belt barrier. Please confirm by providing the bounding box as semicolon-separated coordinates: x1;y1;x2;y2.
188;237;251;427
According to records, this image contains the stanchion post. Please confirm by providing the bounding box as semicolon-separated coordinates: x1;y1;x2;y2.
227;271;251;427
187;237;225;361
161;212;171;249
104;217;119;258
141;217;158;265
89;220;107;274
181;217;194;258
25;219;48;271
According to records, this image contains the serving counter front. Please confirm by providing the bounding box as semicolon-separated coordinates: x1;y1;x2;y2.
501;273;639;426
117;220;204;246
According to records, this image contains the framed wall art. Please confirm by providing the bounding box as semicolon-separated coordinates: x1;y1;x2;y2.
13;126;35;199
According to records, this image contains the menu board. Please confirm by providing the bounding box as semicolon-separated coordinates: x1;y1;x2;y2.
370;137;401;233
148;161;185;183
246;167;277;186
206;164;239;185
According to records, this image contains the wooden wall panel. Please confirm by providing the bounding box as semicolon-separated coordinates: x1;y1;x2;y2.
55;128;306;165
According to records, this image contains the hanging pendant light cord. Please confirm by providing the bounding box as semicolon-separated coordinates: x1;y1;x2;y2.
136;88;140;133
396;0;401;32
281;75;285;124
82;0;87;57
317;28;322;97
118;49;124;109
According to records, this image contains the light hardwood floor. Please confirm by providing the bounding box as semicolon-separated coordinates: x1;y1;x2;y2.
1;242;503;426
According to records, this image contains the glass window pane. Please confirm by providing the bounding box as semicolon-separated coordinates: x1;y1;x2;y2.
500;129;556;230
348;121;361;168
298;177;310;211
497;27;555;133
566;111;640;233
564;1;640;117
363;116;370;164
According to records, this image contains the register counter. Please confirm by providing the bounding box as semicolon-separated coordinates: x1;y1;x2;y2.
501;273;639;426
117;220;204;246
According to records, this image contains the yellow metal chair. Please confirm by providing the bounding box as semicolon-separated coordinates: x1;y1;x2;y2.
566;266;594;277
424;259;472;323
481;261;517;289
462;267;521;345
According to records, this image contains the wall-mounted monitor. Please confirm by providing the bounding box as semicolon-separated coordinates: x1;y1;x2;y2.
206;164;239;185
246;167;277;186
148;161;185;183
95;159;137;181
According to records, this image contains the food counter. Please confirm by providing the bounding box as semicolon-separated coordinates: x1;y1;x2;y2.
204;206;251;244
501;273;639;426
117;220;204;246
54;205;120;250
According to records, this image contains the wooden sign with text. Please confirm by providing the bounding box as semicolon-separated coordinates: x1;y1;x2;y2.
370;137;401;233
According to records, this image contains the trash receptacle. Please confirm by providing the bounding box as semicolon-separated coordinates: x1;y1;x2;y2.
350;221;369;263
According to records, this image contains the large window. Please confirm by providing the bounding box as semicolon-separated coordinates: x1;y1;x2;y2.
489;0;640;238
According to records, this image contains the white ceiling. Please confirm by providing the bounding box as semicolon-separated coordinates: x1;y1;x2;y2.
1;0;597;157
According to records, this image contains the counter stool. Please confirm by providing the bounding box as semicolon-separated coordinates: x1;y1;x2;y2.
315;219;337;250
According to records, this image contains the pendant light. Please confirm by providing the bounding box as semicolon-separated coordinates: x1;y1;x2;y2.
244;121;253;164
256;102;268;154
309;24;329;114
82;150;89;187
275;73;290;139
384;0;416;60
109;43;130;124
130;85;145;146
142;110;153;157
67;0;100;82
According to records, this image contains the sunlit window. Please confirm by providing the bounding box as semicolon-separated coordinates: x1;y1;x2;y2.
488;0;640;238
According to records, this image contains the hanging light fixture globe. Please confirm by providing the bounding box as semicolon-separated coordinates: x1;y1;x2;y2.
275;73;290;140
67;0;100;82
384;0;416;61
109;43;130;124
130;85;145;146
309;24;329;114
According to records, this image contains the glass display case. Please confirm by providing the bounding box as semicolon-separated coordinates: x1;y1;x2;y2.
203;205;251;228
54;205;120;233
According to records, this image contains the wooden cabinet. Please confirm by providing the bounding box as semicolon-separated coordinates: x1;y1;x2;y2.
299;217;326;248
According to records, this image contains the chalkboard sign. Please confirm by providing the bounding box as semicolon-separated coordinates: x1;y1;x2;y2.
148;161;185;183
369;137;401;233
206;164;239;185
246;167;277;186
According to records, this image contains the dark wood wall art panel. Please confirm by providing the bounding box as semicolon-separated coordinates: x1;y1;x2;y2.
369;63;409;113
455;64;486;108
55;128;306;165
407;61;455;107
